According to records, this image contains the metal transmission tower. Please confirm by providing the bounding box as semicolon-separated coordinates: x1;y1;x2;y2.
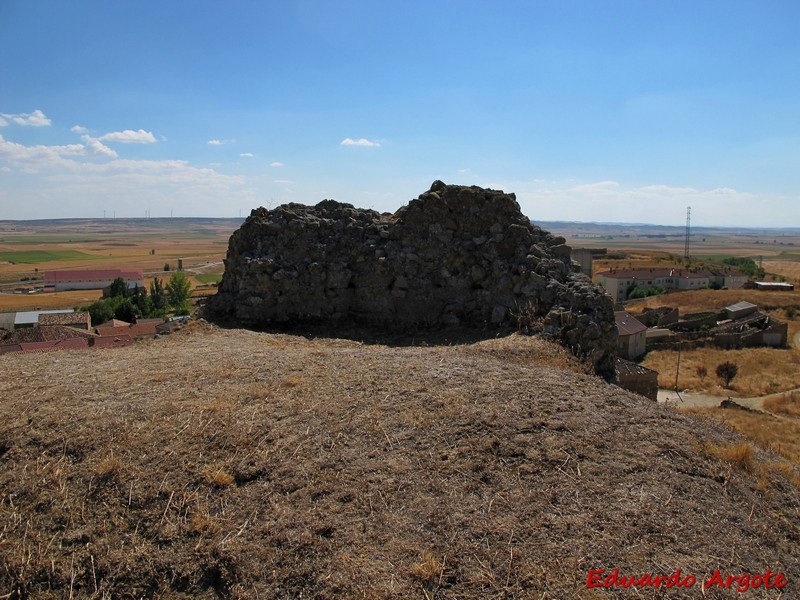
684;206;691;260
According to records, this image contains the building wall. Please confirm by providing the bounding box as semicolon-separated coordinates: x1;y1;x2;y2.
0;313;15;331
675;277;709;290
723;275;748;289
571;249;594;277
618;330;646;359
617;372;658;400
55;278;144;291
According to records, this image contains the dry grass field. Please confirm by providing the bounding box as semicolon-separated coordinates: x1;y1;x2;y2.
630;291;800;397
629;289;800;315
683;393;800;485
643;346;800;398
2;323;800;598
0;218;237;312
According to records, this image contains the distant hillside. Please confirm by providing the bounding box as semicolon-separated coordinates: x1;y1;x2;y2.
1;323;798;598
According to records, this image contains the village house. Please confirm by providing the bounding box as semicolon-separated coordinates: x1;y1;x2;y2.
615;311;647;360
595;267;747;302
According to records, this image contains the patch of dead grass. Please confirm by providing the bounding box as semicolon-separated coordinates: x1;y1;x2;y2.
763;391;800;417
704;441;754;472
94;455;121;479
411;551;445;583
203;467;235;487
682;408;800;469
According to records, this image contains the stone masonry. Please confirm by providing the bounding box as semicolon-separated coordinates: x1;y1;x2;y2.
208;182;617;378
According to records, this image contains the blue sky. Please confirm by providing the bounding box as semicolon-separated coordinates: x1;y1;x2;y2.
1;1;798;226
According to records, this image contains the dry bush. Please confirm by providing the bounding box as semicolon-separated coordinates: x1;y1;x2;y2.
247;382;275;401
763;391;800;417
705;442;754;472
94;455;121;479
411;552;444;583
204;467;235;487
188;508;220;535
280;374;305;388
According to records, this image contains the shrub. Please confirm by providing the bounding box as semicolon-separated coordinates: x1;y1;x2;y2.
716;361;739;388
696;366;708;381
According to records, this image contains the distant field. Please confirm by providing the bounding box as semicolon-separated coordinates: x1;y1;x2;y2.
764;258;800;283
196;273;223;284
0;218;238;293
0;249;100;264
0;289;102;311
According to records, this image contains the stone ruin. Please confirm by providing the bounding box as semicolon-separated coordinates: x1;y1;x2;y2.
207;181;617;378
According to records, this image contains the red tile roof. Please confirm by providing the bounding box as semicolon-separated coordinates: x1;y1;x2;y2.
38;312;92;327
90;335;134;349
95;321;159;338
1;325;96;345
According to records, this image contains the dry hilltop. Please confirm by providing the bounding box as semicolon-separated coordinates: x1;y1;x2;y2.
1;322;799;598
2;185;799;598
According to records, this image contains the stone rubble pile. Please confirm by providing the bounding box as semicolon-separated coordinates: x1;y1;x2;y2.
208;181;616;377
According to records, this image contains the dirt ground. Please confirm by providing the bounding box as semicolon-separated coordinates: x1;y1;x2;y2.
1;323;799;598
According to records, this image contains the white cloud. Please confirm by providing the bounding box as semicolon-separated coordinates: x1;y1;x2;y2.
0;116;7;127
71;125;88;134
80;135;118;158
0;109;51;127
270;161;285;167
273;179;295;184
0;134;255;217
207;139;223;145
495;177;773;227
341;137;380;147
240;152;254;158
99;129;157;143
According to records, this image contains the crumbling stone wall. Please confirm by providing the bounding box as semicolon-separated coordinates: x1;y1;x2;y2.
208;181;616;378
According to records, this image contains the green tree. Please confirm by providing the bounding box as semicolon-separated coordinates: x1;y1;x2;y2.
166;271;192;312
150;277;167;312
109;276;128;298
114;297;139;323
132;285;152;317
88;298;115;326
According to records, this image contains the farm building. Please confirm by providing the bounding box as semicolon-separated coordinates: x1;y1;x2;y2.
44;269;144;291
724;301;758;321
595;267;748;302
615;311;647;360
754;281;795;291
615;358;658;400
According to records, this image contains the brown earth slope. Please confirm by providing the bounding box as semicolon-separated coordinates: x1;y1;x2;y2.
1;323;798;599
